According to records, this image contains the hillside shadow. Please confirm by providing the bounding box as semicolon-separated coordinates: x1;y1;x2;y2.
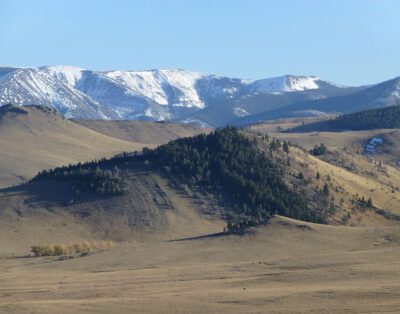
167;232;226;242
0;180;110;208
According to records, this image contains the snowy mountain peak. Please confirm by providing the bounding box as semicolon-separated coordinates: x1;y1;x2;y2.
41;65;85;86
250;75;326;93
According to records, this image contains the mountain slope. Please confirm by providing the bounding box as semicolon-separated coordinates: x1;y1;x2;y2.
190;81;359;127
0;66;118;119
231;77;400;126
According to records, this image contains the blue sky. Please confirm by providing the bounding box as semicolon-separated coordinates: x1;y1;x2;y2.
0;0;399;85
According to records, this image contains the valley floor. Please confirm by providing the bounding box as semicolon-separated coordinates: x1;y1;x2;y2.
1;216;400;313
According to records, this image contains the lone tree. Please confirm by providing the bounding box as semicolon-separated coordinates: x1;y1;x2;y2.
367;197;373;208
322;183;330;197
310;143;327;156
283;141;290;154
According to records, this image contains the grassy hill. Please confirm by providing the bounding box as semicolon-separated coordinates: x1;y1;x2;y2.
24;127;330;234
2;126;397;243
248;123;400;222
75;119;211;145
0;105;209;188
0;165;224;248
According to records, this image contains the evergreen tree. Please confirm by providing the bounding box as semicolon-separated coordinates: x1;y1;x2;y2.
322;183;329;197
283;141;290;154
310;143;327;156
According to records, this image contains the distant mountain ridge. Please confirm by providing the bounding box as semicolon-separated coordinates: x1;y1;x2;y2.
0;66;347;123
0;65;399;126
231;76;400;127
0;66;245;121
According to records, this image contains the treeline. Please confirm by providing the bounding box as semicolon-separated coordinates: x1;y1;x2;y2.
142;126;324;232
330;105;400;130
32;161;126;196
288;105;400;132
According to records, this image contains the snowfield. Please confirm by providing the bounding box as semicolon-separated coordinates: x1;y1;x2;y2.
365;137;384;154
248;75;339;93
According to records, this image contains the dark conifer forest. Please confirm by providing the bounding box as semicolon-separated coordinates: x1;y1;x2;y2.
32;164;126;196
289;105;400;132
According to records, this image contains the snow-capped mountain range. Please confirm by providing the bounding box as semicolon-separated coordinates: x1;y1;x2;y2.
0;66;343;122
1;65;399;127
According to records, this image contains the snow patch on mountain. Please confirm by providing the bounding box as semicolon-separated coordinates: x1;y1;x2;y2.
250;75;322;92
233;107;249;117
0;67;114;119
180;117;212;128
42;65;84;86
292;109;332;117
105;69;205;108
365;137;383;154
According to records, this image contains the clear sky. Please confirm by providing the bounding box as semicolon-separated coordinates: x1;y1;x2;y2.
0;0;399;85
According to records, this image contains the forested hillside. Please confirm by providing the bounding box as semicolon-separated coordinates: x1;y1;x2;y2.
144;128;326;230
31;127;325;233
289;105;400;132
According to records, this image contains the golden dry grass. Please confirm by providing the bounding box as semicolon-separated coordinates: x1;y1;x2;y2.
0;107;144;188
1;216;400;313
287;145;400;217
0;106;209;188
248;125;400;220
75;119;211;145
1;114;400;312
248;116;330;134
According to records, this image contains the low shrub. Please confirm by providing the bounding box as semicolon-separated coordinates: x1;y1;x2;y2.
31;241;114;257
